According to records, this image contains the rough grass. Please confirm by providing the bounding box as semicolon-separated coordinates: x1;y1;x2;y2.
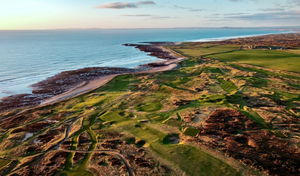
285;49;300;55
0;159;10;170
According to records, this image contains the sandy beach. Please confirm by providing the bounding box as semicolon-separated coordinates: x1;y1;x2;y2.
41;46;185;106
40;74;119;105
0;44;185;112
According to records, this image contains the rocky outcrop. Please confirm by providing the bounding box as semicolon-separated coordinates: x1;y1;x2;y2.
124;43;178;60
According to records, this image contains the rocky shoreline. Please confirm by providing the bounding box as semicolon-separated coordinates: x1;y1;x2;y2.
0;67;136;112
0;42;181;113
124;42;178;61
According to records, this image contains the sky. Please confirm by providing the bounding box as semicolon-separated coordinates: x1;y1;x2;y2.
0;0;300;30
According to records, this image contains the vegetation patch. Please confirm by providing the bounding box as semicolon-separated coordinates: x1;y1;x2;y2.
183;127;200;137
136;102;162;112
217;78;237;93
0;159;11;170
162;133;180;144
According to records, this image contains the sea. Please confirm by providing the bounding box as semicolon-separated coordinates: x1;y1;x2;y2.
0;28;291;98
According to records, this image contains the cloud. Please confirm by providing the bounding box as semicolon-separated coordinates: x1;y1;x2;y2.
122;14;153;17
259;8;286;12
223;11;300;21
151;16;173;19
122;14;174;20
97;1;155;9
173;5;203;12
291;0;300;5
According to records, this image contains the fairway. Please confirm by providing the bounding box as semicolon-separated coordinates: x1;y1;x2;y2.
208;49;300;72
151;143;240;176
171;43;300;73
170;44;240;57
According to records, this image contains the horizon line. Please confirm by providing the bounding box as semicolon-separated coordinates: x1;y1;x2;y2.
1;26;300;31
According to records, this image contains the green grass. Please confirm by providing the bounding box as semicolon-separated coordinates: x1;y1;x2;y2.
245;77;268;88
136;101;162;112
230;64;300;80
199;94;226;104
63;169;93;176
241;108;270;129
135;94;164;112
209;50;300;72
162;133;179;144
204;67;223;74
172;44;240;57
288;82;300;89
155;69;194;83
183;127;200;137
115;121;165;144
117;120;240;175
151;143;240;176
226;93;246;108
99;111;126;122
180;58;201;67
97;74;138;92
217;78;238;93
72;96;106;110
